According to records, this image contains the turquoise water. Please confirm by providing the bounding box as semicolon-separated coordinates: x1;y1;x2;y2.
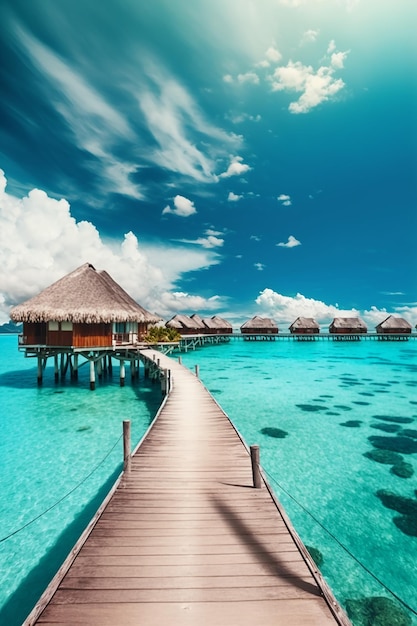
179;339;417;625
1;336;416;625
0;336;162;626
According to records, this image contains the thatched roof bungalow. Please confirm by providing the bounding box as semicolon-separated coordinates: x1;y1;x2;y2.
165;314;204;335
289;317;320;335
240;316;278;335
376;315;412;335
10;263;160;347
202;316;233;334
329;317;367;334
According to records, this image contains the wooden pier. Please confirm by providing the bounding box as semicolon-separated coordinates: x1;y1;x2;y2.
24;350;351;626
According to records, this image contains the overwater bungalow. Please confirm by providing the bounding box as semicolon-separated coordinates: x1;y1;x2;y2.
165;314;203;335
10;262;160;348
241;316;278;335
190;314;207;332
329;317;367;335
376;315;412;335
289;317;320;334
202;315;233;334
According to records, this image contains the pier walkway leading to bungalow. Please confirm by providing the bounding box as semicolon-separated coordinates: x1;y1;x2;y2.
27;350;351;626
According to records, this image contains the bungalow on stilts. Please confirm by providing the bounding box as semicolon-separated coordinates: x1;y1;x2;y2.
10;263;161;388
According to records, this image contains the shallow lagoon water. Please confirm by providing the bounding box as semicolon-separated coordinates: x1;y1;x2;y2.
0;335;416;625
179;339;417;625
0;336;161;625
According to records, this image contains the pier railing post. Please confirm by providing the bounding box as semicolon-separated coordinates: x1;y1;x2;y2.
195;364;199;378
250;445;262;489
123;420;131;473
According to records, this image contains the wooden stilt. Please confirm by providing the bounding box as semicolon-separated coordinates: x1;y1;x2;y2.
73;354;79;380
108;354;113;375
97;357;103;379
120;360;125;387
54;355;59;382
123;420;131;473
37;355;43;386
250;445;262;489
89;360;96;391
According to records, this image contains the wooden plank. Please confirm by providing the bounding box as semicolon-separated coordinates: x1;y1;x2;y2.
26;348;351;626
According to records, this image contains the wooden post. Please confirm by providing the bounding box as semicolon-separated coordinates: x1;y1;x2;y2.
195;364;199;378
107;354;113;375
120;360;125;387
178;356;182;365
89;360;96;391
123;420;131;473
73;354;79;380
97;357;103;379
54;355;59;382
250;445;262;489
37;355;43;386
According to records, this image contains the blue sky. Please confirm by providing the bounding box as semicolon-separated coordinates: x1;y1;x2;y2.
0;0;416;326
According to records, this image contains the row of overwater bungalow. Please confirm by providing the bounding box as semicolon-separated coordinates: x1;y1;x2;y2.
9;264;415;353
167;314;414;337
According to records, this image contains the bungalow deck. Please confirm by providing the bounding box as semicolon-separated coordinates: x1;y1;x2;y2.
25;350;350;626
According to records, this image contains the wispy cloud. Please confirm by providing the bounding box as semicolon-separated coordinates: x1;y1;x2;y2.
277;235;301;248
138;59;239;183
162;195;197;217
254;262;265;271
228;191;243;201
13;22;145;199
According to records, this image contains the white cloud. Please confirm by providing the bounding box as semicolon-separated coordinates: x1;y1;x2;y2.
228;191;243;201
327;39;337;54
302;29;319;44
256;288;358;324
159;292;221;313
254;263;265;271
219;156;251;178
250;235;261;242
270;42;349;113
277;235;301;248
0;170;223;322
223;74;234;83
226;112;261;124
178;234;224;249
237;72;260;85
277;193;292;206
162;195;197;217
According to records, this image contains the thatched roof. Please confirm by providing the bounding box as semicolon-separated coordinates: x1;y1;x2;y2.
289;317;320;331
190;314;206;329
330;317;367;331
202;316;233;330
241;316;278;330
376;315;412;331
166;314;202;330
10;263;161;324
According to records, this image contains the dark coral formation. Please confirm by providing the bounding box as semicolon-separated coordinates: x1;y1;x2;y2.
260;427;288;439
295;404;326;412
364;450;403;465
376;490;417;536
340;420;362;427
370;423;401;433
368;436;417;454
373;415;414;424
390;462;414;479
345;596;411;626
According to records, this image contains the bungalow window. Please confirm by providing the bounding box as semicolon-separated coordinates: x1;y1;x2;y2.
61;321;73;331
48;321;59;331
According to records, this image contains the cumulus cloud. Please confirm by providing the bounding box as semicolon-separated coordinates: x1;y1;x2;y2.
162;195;197;217
0;170;224;322
270;42;349;113
277;194;292;206
254;263;265;271
159;292;221;313
277;235;301;248
228;191;243;202
255;288;359;324
219;156;251;178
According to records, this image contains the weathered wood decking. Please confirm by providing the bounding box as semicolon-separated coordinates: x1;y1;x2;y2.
28;350;351;626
